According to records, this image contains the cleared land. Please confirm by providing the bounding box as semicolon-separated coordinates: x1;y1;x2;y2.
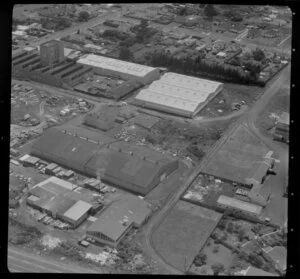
255;86;290;139
202;125;269;184
151;200;222;272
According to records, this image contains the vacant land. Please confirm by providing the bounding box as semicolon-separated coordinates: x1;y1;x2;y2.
182;173;236;207
202;125;269;184
151;201;222;272
197;83;261;118
255;86;290;138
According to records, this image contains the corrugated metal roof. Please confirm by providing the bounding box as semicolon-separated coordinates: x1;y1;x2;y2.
217;195;262;215
78;54;157;77
31;128;178;195
63;200;92;221
135;72;223;114
88;195;150;241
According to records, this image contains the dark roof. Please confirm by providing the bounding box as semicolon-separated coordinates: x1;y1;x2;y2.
88;195;151;241
31;128;178;195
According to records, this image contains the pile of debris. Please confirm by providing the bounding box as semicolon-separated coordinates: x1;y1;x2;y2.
40;234;62;250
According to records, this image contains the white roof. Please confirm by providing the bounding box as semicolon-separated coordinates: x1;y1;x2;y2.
37;176;74;191
135;72;223;114
84;44;103;50
77;54;157;77
19;154;30;162
217;195;262;215
63;200;92;221
12;30;27;36
17;25;30;31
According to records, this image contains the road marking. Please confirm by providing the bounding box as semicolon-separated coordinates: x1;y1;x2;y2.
8;255;61;273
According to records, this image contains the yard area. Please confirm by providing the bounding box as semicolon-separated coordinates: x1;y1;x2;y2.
151;200;222;272
202;124;269;184
182;173;237;207
255;86;290;139
197;82;262;118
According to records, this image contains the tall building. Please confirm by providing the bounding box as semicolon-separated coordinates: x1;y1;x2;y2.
40;40;65;67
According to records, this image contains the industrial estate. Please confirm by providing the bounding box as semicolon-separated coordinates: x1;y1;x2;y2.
9;3;290;276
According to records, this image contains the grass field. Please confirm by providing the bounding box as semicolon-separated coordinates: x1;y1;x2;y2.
203;125;269;184
151;201;222;272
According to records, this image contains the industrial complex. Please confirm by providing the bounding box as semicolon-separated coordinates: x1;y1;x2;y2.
134;72;223;117
9;3;290;276
31;127;179;195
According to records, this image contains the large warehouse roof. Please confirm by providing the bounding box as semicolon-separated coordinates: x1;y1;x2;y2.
134;72;223;116
88;195;151;242
31;128;178;195
77;54;157;77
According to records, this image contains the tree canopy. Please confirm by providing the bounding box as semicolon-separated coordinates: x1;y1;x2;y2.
204;4;218;19
78;11;90;22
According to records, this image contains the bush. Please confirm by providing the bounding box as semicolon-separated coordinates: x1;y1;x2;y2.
212;245;220;253
194;253;207;266
211;263;225;275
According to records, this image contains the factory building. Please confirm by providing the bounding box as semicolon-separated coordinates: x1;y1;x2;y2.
134;72;223;118
26;177;93;228
31;128;178;195
87;195;151;247
40;40;65;67
217;195;263;217
77;54;160;85
12;41;93;88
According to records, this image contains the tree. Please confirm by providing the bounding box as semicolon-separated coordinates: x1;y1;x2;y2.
119;47;133;61
237;228;246;241
194;253;207;267
212;245;220;253
204;4;218;19
78;11;90;22
252;48;266;62
227;222;234;233
218;219;227;230
211;263;225;275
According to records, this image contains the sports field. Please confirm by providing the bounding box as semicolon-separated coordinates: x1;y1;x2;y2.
202;125;269;184
151;201;222;272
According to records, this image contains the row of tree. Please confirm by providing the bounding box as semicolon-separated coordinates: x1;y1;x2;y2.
149;50;265;86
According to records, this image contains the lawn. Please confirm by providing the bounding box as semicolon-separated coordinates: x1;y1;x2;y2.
202;124;269;184
151;201;222;272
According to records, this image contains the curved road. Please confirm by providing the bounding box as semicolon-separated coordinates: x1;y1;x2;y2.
141;65;290;274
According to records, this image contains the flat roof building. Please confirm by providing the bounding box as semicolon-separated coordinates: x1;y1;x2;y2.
77;54;160;85
217;195;263;217
134;72;223;118
26;177;92;228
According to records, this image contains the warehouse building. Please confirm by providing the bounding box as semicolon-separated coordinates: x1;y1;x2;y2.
87;195;151;247
217;195;263;217
77;54;160;85
31;128;178;195
26;177;93;228
134;72;223;118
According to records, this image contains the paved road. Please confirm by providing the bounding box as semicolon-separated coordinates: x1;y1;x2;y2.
141;65;290;274
7;246;96;273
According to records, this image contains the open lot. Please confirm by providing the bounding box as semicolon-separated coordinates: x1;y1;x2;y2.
151;200;222;272
255;86;290;139
202;124;269;184
182;173;237;207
